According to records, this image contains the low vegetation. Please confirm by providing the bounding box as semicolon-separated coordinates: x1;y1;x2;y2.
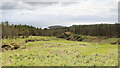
2;36;118;66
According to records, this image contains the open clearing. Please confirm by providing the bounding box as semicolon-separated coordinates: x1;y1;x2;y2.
2;36;118;66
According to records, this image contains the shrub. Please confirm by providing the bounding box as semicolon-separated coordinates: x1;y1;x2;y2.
77;36;84;41
69;34;78;41
69;34;84;41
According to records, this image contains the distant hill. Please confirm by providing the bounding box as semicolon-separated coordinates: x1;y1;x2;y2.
48;25;67;29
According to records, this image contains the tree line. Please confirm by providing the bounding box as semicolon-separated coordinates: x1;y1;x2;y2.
1;21;120;39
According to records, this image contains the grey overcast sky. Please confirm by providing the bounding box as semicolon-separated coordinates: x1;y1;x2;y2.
1;0;119;28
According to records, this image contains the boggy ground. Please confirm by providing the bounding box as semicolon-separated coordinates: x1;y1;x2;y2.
1;36;118;66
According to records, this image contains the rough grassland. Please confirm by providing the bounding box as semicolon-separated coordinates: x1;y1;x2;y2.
2;36;118;66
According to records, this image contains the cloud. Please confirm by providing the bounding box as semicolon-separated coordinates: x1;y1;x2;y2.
2;0;83;2
2;2;33;10
1;0;119;28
